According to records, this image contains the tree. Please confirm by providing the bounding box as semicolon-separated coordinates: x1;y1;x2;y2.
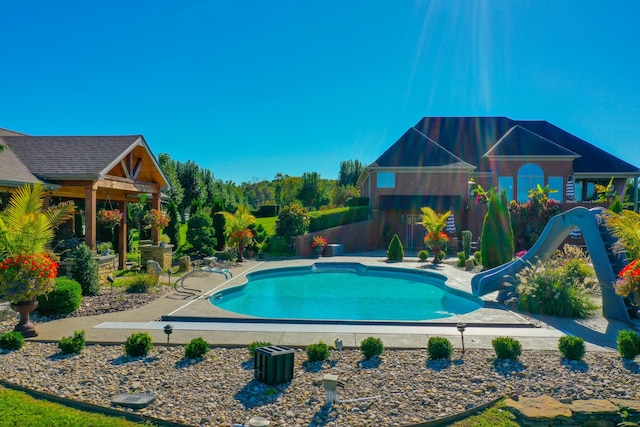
481;190;514;269
331;184;360;207
186;212;216;256
419;207;451;264
157;153;184;209
297;172;321;210
275;202;310;240
338;160;364;187
165;200;181;247
211;197;226;251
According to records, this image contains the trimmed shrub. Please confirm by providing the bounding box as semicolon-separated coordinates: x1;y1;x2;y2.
124;332;153;357
306;341;330;362
481;190;514;269
185;337;210;359
344;197;369;207
70;243;100;296
360;336;384;360
165;199;181;247
457;251;466;267
418;250;429;262
427;337;453;360
617;330;640;359
186;212;216;256
473;251;482;266
492;337;522;360
275;202;310;239
58;330;85;355
558;335;585;361
212;212;226;251
248;341;272;357
387;234;404;262
37;277;82;315
308;206;369;231
0;331;25;351
438;250;446;262
258;204;280;217
461;230;473;259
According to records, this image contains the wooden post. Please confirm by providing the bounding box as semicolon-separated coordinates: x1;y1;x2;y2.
151;193;161;244
84;185;97;250
119;201;128;269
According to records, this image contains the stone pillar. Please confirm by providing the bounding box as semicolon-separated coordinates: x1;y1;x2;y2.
178;256;191;272
140;244;173;271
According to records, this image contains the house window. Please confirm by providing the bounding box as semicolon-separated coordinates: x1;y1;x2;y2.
377;172;395;189
548;176;563;202
517;163;544;202
498;176;514;201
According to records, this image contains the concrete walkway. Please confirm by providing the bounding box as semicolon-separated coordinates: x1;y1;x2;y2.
31;254;640;352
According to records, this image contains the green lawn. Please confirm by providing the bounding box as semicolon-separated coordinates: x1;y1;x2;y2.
255;216;276;236
0;386;150;426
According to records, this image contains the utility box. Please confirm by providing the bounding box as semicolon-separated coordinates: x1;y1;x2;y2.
254;345;294;385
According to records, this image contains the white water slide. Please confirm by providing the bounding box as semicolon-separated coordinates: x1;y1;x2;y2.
471;206;630;321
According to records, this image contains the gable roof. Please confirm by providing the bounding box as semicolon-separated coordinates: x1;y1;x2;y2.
371;127;474;170
0;135;169;187
484;125;579;159
410;116;639;176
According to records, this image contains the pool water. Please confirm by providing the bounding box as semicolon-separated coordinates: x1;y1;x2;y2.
210;263;482;321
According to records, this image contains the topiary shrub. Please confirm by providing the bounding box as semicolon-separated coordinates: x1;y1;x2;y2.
558;335;585;361
0;331;25;351
124;332;153;357
492;337;522;360
165;199;181;247
37;277;82;315
184;337;210;359
360;336;384;360
186;212;216;256
480;190;513;269
58;330;85;355
438;250;446;262
457;251;466;267
387;234;404;262
418;250;429;262
306;341;330;362
427;337;453;360
617;330;640;359
473;251;482;266
70;243;100;296
461;230;473;259
275;202;310;239
248;341;272;357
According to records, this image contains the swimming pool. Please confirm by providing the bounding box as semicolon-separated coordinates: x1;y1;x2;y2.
209;263;483;321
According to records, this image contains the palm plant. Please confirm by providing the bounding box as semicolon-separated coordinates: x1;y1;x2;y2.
0;183;75;259
222;205;256;262
419;207;451;263
602;209;640;260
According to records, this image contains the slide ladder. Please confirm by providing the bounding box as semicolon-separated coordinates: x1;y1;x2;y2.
471;206;629;321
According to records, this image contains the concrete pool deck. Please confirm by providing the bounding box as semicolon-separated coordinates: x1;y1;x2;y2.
32;254;640;352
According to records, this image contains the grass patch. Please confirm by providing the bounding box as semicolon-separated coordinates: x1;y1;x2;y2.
450;401;518;427
0;386;146;426
255;217;276;237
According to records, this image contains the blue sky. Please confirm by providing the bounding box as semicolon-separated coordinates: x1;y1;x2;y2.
1;1;638;184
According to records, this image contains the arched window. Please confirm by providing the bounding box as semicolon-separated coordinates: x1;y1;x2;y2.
517;163;544;202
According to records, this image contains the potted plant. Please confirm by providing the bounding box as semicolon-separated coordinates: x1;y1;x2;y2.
312;236;327;258
97;208;123;228
97;242;112;255
0;184;75;337
419;207;451;264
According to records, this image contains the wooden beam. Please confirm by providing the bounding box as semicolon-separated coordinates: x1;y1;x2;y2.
132;157;143;180
120;160;131;179
98;177;160;194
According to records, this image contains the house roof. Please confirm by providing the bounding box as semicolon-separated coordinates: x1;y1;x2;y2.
484;125;580;159
407;116;640;175
0;143;43;187
371;127;474;170
0;135;169;188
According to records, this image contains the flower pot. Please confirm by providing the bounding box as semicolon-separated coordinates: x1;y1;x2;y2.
11;298;39;338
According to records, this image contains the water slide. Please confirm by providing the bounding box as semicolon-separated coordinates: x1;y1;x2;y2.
471;206;630;321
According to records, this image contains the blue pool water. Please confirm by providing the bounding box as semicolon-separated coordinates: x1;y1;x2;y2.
210;263;482;321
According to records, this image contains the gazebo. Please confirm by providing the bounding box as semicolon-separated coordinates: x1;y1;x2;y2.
0;129;170;268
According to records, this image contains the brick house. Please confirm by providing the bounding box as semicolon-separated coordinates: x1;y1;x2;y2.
358;117;640;251
0;127;170;267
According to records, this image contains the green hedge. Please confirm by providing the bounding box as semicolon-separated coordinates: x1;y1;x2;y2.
344;197;369;207
308;206;369;232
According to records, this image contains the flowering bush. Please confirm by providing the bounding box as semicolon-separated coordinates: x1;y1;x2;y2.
97;209;123;228
0;253;58;303
312;236;327;248
143;209;169;230
614;260;640;297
